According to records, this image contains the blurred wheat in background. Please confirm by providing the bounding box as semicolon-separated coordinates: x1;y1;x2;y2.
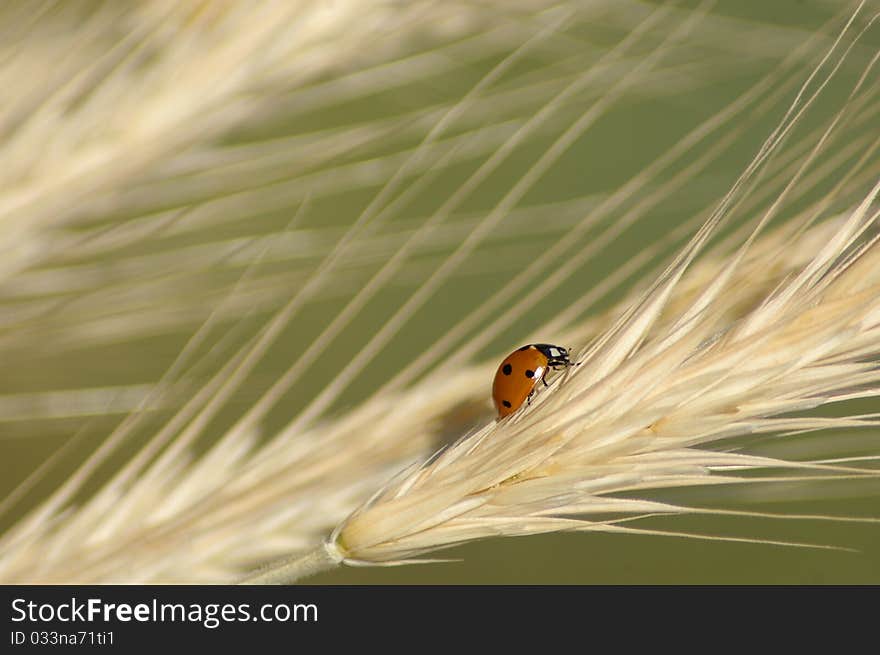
0;0;878;584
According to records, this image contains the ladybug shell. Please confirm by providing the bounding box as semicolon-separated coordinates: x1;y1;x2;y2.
492;345;552;418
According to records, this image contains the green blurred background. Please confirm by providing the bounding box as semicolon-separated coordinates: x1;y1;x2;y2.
1;0;878;583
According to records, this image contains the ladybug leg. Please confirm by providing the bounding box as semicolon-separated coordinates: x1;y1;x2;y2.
527;388;535;405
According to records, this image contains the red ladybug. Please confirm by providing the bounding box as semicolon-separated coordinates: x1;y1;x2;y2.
492;344;573;418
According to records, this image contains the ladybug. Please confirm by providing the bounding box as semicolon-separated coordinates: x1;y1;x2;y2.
492;343;573;418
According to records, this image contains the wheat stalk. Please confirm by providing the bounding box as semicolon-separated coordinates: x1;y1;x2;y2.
0;1;878;584
247;3;880;583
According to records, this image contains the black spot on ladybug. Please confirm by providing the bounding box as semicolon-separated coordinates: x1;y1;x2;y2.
519;345;531;351
502;363;512;375
502;400;512;408
525;369;535;378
